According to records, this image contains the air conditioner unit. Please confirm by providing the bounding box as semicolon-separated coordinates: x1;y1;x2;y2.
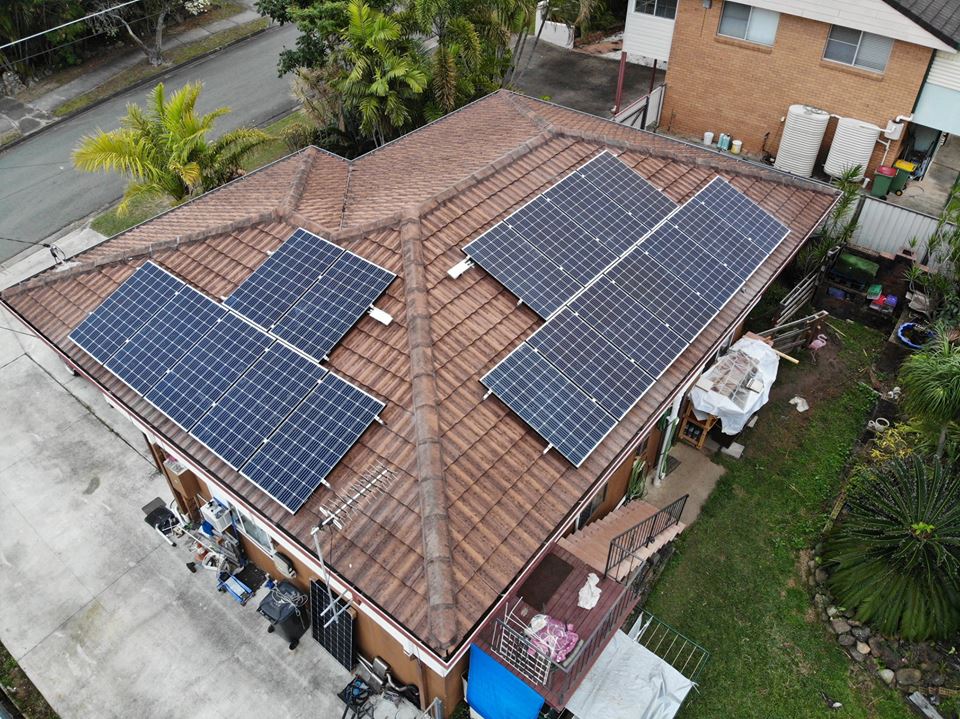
200;499;233;532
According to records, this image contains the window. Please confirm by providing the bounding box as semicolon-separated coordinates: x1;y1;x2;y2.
233;506;274;554
718;2;779;45
576;483;608;529
636;0;677;19
824;26;893;72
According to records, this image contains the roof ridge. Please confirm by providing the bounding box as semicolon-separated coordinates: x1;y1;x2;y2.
398;212;458;651
280;148;318;213
1;210;280;297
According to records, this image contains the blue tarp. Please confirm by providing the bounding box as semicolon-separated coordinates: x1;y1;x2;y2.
467;645;545;719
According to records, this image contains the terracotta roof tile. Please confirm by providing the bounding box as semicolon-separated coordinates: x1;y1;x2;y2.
2;90;837;657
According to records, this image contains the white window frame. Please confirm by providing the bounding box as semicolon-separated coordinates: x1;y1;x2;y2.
717;1;779;46
232;504;275;555
635;0;677;19
823;26;893;73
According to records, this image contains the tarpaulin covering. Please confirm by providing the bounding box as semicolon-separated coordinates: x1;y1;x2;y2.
688;337;780;435
466;645;545;719
565;632;694;719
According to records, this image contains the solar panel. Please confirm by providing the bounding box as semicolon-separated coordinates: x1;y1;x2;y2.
569;277;690;379
527;310;654;418
575;152;677;228
464;223;583;318
240;374;384;513
696;178;790;253
669;200;768;278
606;245;718;340
190;343;327;469
225;228;345;328
543;170;649;255
69;262;184;363
506;196;618;283
310;580;356;670
482;343;617;466
145;313;273;428
105;286;227;394
636;225;744;309
272;251;395;359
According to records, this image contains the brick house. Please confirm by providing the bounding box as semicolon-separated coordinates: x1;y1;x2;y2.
1;92;837;717
623;0;960;179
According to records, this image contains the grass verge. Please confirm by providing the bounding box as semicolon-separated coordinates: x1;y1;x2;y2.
1;640;58;718
0;128;22;149
241;111;306;171
52;17;269;118
646;322;914;719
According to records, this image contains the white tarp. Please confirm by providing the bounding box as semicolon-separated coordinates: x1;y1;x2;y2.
688;337;780;435
565;632;694;719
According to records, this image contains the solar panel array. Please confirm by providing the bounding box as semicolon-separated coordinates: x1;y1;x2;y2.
310;580;357;670
481;174;790;466
225;228;395;359
69;246;389;513
464;151;677;319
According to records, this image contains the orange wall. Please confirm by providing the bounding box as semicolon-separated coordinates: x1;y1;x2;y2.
661;1;932;175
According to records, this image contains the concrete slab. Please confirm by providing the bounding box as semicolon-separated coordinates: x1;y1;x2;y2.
645;443;725;525
888;134;960;216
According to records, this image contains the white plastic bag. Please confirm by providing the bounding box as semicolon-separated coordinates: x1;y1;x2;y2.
578;573;602;609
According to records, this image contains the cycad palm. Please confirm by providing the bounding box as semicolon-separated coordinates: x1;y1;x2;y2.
335;0;427;146
824;457;960;640
73;82;271;215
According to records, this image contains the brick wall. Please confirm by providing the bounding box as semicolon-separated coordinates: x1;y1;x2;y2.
660;1;933;176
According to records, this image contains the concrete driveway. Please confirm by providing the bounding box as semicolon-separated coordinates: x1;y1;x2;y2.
0;307;413;718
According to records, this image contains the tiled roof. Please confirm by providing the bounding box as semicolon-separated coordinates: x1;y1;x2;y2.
886;0;960;48
2;91;837;658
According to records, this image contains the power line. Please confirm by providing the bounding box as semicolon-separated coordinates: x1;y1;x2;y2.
0;0;145;51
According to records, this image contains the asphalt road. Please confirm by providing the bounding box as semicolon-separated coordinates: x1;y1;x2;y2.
0;24;299;264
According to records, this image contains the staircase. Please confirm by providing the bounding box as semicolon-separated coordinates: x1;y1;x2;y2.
559;499;686;581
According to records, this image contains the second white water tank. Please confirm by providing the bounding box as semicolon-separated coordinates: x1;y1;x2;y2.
774;104;830;177
824;117;882;178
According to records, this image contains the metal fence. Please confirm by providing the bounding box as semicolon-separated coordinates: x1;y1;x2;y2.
613;84;666;130
846;196;954;272
628;611;710;686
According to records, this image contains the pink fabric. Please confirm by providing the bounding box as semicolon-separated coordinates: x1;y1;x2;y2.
529;616;580;662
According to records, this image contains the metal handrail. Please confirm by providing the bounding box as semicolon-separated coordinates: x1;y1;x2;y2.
604;495;688;578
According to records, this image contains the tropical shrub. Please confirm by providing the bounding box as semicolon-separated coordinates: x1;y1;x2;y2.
823;457;960;640
899;333;960;459
73;82;271;214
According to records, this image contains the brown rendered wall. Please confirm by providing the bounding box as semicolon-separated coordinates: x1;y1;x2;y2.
661;1;932;176
149;441;464;715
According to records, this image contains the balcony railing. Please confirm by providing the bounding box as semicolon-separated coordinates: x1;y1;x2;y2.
604;494;687;579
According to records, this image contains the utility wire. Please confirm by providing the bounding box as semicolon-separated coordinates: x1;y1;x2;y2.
0;0;145;51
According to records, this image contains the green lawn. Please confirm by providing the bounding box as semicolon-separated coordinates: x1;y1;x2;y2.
646;323;913;719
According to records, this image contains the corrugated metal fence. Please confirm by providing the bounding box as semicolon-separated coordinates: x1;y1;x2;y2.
847;197;954;271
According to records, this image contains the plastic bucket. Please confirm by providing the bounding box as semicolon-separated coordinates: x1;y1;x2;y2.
703;131;715;146
731;140;742;155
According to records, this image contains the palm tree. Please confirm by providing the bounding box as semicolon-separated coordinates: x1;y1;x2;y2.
73;82;271;215
899;332;960;459
823;457;960;640
334;0;428;146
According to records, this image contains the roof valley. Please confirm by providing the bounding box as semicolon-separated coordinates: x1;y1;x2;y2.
398;212;458;651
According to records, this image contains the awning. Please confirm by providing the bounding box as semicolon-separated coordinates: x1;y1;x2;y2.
565;631;694;719
688;336;780;435
466;645;544;719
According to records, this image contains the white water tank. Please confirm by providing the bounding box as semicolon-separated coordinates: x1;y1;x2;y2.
824;117;882;178
774;104;830;177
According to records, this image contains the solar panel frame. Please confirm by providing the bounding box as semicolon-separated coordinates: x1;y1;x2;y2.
224;228;346;328
69;262;185;364
482;343;617;466
526;310;655;419
464;223;583;318
696;177;791;253
543;170;650;256
105;285;227;395
668;200;769;278
310;580;357;670
505;196;618;284
190;343;328;470
573;152;677;229
271;250;396;359
240;373;384;513
144;312;273;429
